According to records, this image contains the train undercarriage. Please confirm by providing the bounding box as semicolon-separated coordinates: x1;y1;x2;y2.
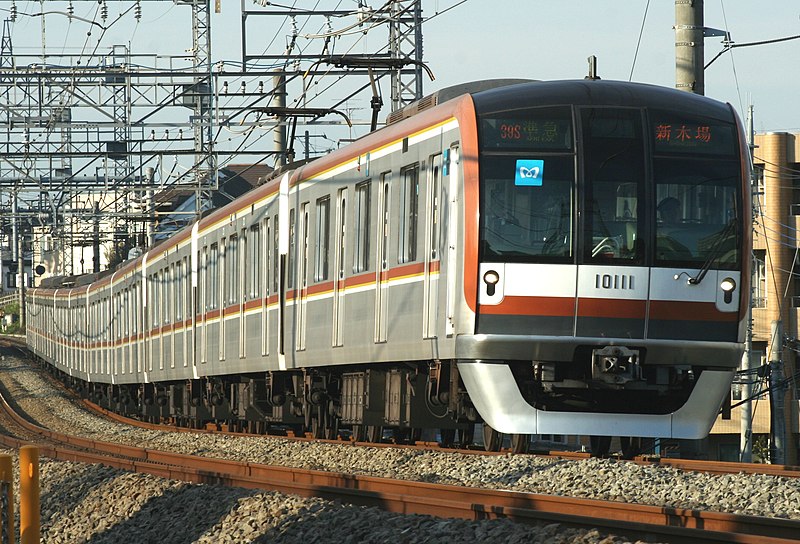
44;360;526;450
37;354;681;458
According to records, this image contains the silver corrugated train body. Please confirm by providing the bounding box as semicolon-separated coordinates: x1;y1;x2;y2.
26;79;752;450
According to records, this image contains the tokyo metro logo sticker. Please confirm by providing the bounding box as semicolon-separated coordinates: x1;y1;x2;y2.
515;159;544;186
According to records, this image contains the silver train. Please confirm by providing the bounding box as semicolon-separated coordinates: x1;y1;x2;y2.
27;79;752;452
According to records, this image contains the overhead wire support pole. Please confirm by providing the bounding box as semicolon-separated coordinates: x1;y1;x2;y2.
769;320;786;464
674;0;704;95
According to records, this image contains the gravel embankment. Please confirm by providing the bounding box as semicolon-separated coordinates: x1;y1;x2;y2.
1;349;798;542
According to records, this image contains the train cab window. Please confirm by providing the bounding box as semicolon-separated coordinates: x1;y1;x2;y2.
478;106;575;262
315;197;331;281
354;181;371;273
651;112;741;269
399;165;419;263
581;107;645;264
480;155;574;261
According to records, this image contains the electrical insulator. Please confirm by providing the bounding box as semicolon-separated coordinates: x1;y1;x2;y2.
68;2;74;17
134;1;142;22
10;2;16;22
100;1;108;22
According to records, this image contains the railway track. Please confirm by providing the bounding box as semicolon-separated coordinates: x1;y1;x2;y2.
0;341;797;543
84;393;800;481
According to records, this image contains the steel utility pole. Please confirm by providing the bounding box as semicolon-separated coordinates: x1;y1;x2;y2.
740;103;756;463
769;321;786;464
675;0;704;95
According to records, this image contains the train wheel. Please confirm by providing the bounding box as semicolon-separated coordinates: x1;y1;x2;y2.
459;425;475;448
310;406;326;439
589;435;611;457
511;434;530;454
439;428;456;448
365;425;382;443
620;436;642;459
482;424;501;452
324;416;339;440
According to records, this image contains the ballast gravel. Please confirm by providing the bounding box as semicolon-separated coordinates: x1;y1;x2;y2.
0;351;798;543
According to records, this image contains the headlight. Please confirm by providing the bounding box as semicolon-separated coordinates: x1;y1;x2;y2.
720;277;736;303
483;270;500;297
720;277;736;292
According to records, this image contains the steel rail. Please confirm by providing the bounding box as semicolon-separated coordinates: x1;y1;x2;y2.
0;382;796;543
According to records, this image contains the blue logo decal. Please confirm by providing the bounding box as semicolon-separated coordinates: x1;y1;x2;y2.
515;159;544;186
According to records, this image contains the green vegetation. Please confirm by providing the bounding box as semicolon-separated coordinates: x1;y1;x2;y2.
0;301;23;335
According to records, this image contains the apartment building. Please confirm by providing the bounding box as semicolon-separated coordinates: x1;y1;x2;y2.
708;131;800;465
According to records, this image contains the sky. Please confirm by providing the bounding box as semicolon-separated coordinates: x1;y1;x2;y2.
5;1;800;140
421;1;800;133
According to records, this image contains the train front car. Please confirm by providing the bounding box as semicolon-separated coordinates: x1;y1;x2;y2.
457;80;750;443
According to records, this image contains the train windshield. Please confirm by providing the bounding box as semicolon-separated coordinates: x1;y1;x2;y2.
478;104;742;268
479;106;575;261
651;112;741;269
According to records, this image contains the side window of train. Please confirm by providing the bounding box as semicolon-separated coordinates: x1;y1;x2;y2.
272;216;280;293
227;233;239;305
354;180;371;273
240;228;248;302
262;218;270;297
337;188;348;280
249;225;260;300
288;209;296;289
184;257;190;321
379;172;391;270
208;243;219;310
399;164;419;263
174;263;182;322
163;267;171;325
315;196;331;281
429;154;443;260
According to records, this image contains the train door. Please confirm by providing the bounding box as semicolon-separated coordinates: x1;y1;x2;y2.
239;228;247;359
169;263;176;370
278;173;290;369
374;173;390;343
199;245;208;365
576;107;647;339
296;203;310;351
445;145;459;336
332;188;347;347
262;217;272;358
423;154;443;338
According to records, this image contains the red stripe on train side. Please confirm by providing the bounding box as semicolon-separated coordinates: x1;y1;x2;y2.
649;300;738;322
479;296;575;317
577;298;646;319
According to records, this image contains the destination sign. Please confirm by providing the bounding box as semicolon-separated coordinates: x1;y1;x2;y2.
652;116;736;156
481;108;573;151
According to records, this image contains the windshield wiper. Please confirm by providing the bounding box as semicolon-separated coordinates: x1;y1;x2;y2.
686;219;737;285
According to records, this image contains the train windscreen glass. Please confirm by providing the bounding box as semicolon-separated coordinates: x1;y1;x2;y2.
479;107;575;262
581;108;645;264
651;112;741;269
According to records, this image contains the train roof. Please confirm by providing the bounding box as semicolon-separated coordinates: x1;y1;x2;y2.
470;79;736;121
